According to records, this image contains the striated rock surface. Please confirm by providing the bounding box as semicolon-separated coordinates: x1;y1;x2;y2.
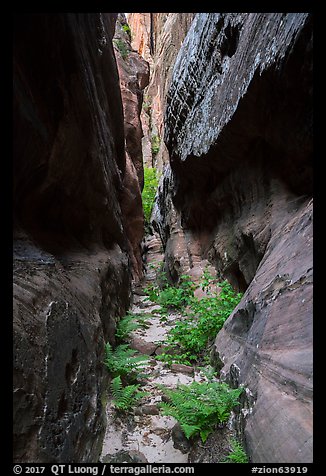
159;13;313;462
13;13;133;462
128;13;195;170
149;14;196;139
114;14;150;280
127;13;153;64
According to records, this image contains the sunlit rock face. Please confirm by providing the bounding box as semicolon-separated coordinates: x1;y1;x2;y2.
159;13;312;463
127;13;196;169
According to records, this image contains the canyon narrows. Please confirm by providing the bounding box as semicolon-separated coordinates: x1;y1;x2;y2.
13;12;312;465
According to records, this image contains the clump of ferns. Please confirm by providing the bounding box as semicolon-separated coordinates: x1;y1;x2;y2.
110;375;148;412
222;438;249;463
115;312;150;343
104;342;150;382
104;343;150;413
158;381;243;443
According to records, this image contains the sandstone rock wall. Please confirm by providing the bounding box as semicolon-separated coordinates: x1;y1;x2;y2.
158;13;313;462
13;13;136;462
127;13;153;65
127;13;195;170
114;14;150;281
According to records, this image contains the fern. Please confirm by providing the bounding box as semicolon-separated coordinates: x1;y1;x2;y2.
158;381;242;442
113;39;129;60
142;167;159;227
104;343;149;380
223;438;249;463
116;312;151;342
181;423;201;439
116;315;140;341
146;269;242;365
110;376;147;412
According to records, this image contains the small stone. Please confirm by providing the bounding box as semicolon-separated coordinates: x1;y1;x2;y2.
155;345;166;356
142;404;160;415
103;450;148;463
171;363;194;375
129;336;158;355
155;344;179;356
172;423;192;454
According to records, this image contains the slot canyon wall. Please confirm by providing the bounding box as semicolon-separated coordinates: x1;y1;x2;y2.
113;13;150;281
153;13;313;462
13;13;145;462
13;11;313;465
127;13;196;168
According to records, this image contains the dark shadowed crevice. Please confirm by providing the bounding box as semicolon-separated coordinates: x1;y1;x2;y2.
220;23;240;58
224;262;248;293
57;393;68;419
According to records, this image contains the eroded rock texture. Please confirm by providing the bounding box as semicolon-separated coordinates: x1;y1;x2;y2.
114;14;150;281
13;13;134;462
128;13;195;169
159;13;313;462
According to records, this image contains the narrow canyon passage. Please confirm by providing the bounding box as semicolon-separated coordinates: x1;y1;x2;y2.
13;13;313;465
100;232;242;463
101;233;200;464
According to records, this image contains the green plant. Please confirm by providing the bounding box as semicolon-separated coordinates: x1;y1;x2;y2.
200;268;216;292
142;167;159;225
116;315;141;342
156;274;195;312
115;312;150;341
122;24;131;35
144;282;160;302
146;272;194;312
164;279;243;364
142;94;151;113
110;376;147;412
198;365;219;381
104;342;149;380
143;267;242;366
113;39;129;60
159;381;243;442
223;438;249;463
151;135;161;156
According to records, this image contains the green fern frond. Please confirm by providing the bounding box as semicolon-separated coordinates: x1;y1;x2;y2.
104;343;149;379
159;402;180;420
223;439;249;463
158;381;243;441
111;375;123;399
181;423;201;440
116;316;141;341
199;428;212;443
116;312;151;341
104;342;113;359
110;376;147;412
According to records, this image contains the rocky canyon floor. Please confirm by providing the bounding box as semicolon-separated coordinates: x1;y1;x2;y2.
100;234;233;464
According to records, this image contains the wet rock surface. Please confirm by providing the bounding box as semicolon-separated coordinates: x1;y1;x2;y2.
158;13;313;462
